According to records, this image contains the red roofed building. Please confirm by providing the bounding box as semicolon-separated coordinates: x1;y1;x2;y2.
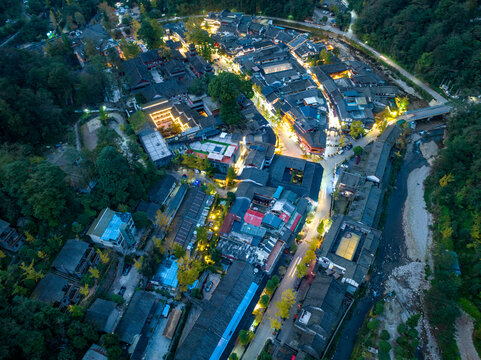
219;212;237;237
244;209;265;227
279;212;291;223
265;240;285;274
289;213;302;232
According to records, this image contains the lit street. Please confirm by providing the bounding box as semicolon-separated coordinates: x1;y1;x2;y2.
274;124;305;159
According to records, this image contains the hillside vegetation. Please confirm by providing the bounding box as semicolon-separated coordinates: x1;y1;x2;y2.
142;0;316;21
425;105;481;358
350;0;481;95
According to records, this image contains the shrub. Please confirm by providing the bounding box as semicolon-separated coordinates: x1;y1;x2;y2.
378;340;392;353
367;319;380;331
397;323;407;335
133;211;150;228
374;301;385;315
259;294;270;308
238;329;254;345
380;330;390;340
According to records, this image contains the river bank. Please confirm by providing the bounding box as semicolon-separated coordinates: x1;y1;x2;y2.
383;136;439;358
330;132;434;360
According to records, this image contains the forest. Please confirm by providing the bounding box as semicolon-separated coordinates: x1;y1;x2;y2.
137;0;316;21
349;0;481;95
425;105;481;358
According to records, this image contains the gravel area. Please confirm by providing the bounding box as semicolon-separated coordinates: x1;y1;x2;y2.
403;165;433;262
419;141;439;166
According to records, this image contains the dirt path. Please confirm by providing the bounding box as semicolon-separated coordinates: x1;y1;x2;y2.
456;312;481;360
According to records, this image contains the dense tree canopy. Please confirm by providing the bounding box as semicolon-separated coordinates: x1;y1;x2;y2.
0;296;97;359
0;48;108;147
208;72;253;125
350;0;481;94
138;18;164;49
425;104;481;358
140;0;316;21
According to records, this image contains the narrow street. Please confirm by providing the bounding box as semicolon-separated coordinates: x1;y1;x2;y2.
243;119;382;359
263;16;448;105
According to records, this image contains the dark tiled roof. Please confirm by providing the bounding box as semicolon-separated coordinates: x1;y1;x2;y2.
148;175;176;204
51;239;90;275
122;58;153;89
32;272;69;304
86;299;118;332
268;155;323;202
239;168;269;186
174;261;259;360
115;291;157;344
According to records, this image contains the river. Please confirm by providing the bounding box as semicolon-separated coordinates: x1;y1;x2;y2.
329;134;428;360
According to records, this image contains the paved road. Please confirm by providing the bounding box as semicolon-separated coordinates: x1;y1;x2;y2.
157;13;447;105
244;173;332;359
243;120;383;358
264;16;448;105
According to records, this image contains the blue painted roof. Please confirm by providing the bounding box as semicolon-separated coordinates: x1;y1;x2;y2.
300;106;318;118
273;186;283;199
154;256;179;288
262;213;283;229
209;282;259;360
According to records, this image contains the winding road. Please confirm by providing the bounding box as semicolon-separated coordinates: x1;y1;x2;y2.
263;16;448;105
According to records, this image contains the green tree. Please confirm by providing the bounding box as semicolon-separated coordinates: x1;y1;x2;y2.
374;301;385;315
238;329;254;346
296;262;308;279
186;17;213;45
133;211;150;228
120;38;140;60
266;275;279;295
226;167;236;186
353;146;364;156
350;120;365;139
378;340;391;353
23;162;73;227
367;319;380;330
259;294;270;308
95;146;130;206
173;243;186;259
100;333;123;360
208;72;253;125
380;329;390;340
129;110;148;131
138;18;164;49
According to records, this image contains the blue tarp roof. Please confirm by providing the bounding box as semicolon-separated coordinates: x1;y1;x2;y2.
209;282;259;360
153;257;198;289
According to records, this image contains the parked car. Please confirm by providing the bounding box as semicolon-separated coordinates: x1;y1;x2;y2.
118;286;126;296
122;265;132;276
